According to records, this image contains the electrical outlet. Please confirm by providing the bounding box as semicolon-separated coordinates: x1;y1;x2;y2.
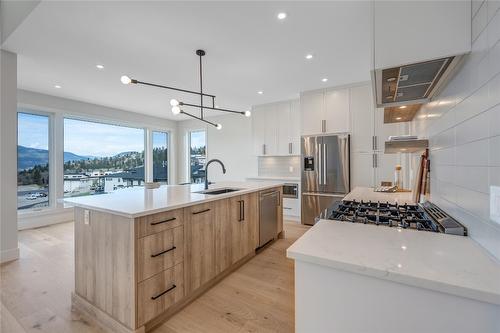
289;166;294;173
84;209;90;225
491;186;500;225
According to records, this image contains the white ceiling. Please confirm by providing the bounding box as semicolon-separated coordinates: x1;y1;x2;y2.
3;1;373;120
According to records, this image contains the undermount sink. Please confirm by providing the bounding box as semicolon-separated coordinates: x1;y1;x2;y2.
195;188;242;195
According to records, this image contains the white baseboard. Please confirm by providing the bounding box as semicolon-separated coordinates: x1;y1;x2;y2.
1;247;19;263
18;207;74;230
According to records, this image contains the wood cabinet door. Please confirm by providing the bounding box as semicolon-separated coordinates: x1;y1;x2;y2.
184;202;215;294
234;192;259;262
325;88;350;134
214;198;231;274
300;91;324;136
277;187;283;234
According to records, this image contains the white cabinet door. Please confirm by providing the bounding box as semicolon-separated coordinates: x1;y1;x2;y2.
300;91;324;136
289;99;301;155
251;106;267;156
350;85;374;153
351;152;375;188
264;105;278;156
276;102;291;156
325;88;350;134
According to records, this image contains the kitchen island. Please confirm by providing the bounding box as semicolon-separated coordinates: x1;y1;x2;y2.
63;181;284;333
287;187;500;333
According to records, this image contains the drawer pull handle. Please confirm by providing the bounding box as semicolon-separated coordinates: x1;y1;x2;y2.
150;217;176;226
192;208;211;215
151;246;176;258
151;284;176;300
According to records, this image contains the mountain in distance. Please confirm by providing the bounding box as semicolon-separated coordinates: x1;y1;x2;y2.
17;145;94;170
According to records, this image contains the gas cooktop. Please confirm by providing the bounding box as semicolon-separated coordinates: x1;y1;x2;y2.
326;200;467;236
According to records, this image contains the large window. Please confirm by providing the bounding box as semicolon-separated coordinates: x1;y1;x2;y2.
63;118;145;197
189;130;206;184
17;112;50;210
152;131;169;184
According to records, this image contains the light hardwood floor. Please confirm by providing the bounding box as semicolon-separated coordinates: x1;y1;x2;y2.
1;221;309;333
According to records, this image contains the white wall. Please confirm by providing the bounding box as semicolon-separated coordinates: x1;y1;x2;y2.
177;114;256;184
410;0;500;259
0;50;20;263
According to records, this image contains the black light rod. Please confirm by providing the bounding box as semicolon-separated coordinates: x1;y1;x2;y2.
132;79;216;98
180;111;219;128
180;102;245;115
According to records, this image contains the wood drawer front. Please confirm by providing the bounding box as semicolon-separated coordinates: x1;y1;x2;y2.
137;263;184;326
136;209;183;238
137;226;184;282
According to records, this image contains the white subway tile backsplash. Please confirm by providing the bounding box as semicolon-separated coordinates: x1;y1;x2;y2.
473;0;488;41
258;156;300;178
455;166;490;193
488;104;500;136
455;138;489;166
490;135;500;166
473;0;485;18
455;111;490;145
490;167;500;186
455;186;491;220
411;1;500;259
487;0;500;23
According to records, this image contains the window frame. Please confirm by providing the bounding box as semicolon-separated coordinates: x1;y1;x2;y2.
17;109;55;215
150;128;171;184
188;129;207;184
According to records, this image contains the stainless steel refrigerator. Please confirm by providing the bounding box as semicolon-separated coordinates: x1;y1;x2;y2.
301;134;350;225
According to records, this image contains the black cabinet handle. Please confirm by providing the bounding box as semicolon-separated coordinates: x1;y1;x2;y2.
242;200;245;221
151;284;176;300
192;208;211;215
237;200;243;221
151;246;176;258
150;217;176;226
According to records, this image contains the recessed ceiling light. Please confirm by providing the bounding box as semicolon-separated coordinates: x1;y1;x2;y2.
257;91;264;95
54;85;62;89
396;117;402;120
321;78;328;82
96;64;104;69
399;105;407;109
277;12;287;20
305;54;313;60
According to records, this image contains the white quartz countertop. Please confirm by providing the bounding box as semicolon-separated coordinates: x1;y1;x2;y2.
287;220;500;305
343;186;415;204
62;181;283;218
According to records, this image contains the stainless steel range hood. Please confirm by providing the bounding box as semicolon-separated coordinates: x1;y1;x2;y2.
373;55;465;108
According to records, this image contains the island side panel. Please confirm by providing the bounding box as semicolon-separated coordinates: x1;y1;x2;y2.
74;207;136;329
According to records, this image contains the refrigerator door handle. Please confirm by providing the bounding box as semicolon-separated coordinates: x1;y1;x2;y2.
323;144;327;185
317;144;322;185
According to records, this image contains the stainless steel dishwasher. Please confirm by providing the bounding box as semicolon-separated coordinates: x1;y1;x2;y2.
259;190;279;247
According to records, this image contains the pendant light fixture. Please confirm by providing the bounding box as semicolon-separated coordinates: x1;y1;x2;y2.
121;49;251;130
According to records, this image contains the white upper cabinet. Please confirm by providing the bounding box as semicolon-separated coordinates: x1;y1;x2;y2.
373;1;471;69
325;88;350;134
350;84;374;153
300;87;350;136
252;99;301;156
300;90;324;136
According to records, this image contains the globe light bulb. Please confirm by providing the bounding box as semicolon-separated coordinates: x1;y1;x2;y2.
170;99;179;107
172;106;181;115
244;110;251;117
120;75;132;84
216;124;222;130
